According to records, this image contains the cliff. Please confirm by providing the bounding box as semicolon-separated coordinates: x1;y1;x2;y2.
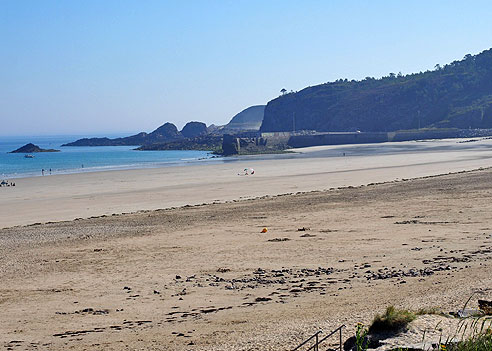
261;48;492;132
223;105;265;131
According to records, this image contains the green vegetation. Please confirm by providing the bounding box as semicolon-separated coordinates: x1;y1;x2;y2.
368;306;416;333
355;323;369;351
261;48;492;133
351;305;492;351
439;317;492;351
441;332;492;351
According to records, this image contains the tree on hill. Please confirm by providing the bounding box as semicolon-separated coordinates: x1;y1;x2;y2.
261;48;492;133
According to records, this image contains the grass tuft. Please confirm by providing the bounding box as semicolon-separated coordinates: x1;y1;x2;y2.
369;306;416;333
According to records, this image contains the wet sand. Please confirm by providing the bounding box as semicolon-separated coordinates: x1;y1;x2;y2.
1;140;492;350
3;138;492;229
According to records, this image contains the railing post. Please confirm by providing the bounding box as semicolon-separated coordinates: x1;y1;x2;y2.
339;327;342;351
315;333;319;351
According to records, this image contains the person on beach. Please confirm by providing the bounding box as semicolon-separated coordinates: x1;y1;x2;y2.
42;169;44;176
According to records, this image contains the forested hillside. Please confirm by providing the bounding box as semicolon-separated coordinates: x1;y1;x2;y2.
261;49;492;132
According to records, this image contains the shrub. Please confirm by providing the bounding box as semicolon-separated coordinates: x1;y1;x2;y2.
369;306;416;333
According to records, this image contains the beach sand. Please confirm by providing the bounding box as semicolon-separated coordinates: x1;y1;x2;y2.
1;139;492;350
3;138;492;229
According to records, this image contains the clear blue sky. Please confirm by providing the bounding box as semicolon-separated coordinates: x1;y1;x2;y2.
1;0;491;136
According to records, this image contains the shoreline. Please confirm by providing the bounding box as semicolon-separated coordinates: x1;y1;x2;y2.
5;166;489;230
3;138;492;229
0;150;219;180
2;136;486;180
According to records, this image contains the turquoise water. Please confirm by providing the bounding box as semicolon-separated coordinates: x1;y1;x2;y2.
0;135;216;179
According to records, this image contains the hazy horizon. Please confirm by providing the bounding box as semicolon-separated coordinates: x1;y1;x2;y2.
2;0;492;136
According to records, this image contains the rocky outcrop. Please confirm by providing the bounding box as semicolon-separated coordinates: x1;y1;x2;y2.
63;122;183;146
221;134;240;155
136;135;222;152
10;143;60;153
181;121;208;138
149;122;182;142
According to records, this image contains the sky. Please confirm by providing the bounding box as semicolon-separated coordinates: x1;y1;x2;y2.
1;0;492;136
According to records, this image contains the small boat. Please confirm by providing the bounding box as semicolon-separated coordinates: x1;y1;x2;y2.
24;154;34;158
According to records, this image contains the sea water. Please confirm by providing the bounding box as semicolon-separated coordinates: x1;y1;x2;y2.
0;135;216;179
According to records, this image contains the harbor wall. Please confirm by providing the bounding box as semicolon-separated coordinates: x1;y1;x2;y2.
285;129;492;148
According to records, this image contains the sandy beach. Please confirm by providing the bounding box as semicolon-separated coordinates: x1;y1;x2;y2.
1;139;492;350
3;138;492;229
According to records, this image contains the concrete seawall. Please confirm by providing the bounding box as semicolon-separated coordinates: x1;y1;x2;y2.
285;129;492;148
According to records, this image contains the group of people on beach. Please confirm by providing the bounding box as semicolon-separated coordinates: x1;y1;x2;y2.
0;180;15;187
41;168;52;176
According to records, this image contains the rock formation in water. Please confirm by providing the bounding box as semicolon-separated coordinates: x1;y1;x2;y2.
10;143;60;153
63;122;184;146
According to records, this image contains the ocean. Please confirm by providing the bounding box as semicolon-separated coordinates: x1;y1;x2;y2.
0;135;217;179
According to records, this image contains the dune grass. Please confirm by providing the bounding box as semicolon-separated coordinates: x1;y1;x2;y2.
369;306;416;333
436;333;492;351
439;317;492;351
355;305;491;350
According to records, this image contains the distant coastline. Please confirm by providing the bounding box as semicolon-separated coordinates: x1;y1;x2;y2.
0;136;216;179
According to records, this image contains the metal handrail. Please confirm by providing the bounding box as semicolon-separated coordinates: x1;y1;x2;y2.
292;325;345;351
292;330;322;351
306;325;345;351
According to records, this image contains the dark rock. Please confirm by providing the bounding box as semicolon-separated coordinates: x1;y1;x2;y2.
136;135;222;152
10;143;60;153
343;335;381;351
181;121;208;138
62;122;183;147
478;299;492;314
222;134;240;155
151;122;182;141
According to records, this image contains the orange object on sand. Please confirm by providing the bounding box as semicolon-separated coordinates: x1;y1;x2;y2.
261;228;268;233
